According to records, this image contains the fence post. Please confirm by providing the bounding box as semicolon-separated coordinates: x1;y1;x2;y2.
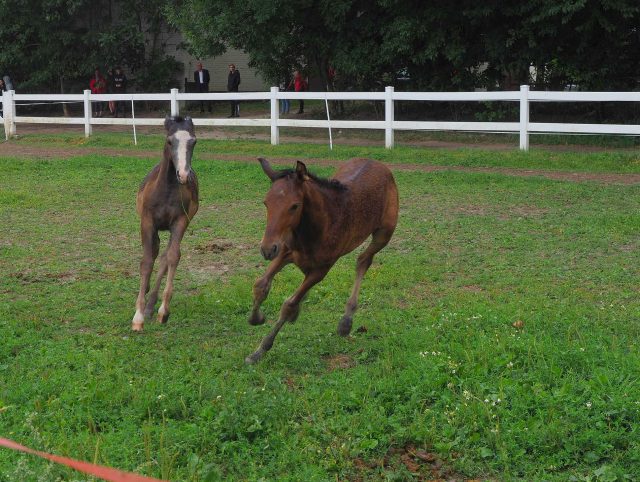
170;88;179;116
270;86;279;145
385;86;394;148
83;89;92;137
519;85;530;151
6;90;17;137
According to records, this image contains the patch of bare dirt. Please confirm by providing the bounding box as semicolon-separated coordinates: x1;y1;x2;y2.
456;203;548;220
456;205;490;217
193;240;233;253
188;262;230;278
10;270;77;284
323;353;356;371
462;284;484;293
351;444;482;482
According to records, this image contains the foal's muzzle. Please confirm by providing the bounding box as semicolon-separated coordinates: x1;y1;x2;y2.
176;169;191;184
260;242;280;260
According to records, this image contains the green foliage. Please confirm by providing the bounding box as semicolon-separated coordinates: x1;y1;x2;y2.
0;0;179;92
166;0;640;91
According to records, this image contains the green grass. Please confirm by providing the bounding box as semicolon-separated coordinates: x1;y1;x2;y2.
1;138;640;481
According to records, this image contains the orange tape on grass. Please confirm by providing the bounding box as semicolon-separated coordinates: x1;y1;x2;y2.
0;437;166;482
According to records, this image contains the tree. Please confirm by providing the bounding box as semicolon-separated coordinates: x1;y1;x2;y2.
0;0;181;96
167;0;639;92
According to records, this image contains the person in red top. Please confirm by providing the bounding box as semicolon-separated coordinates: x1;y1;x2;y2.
89;68;107;117
288;70;308;114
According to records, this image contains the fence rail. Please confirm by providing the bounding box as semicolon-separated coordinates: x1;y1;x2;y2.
3;86;640;149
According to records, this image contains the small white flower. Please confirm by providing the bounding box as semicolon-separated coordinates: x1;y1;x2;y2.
586;401;592;408
157;394;165;400
507;361;514;368
463;390;472;400
484;399;489;403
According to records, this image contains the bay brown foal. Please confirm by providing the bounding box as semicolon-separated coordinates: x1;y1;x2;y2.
131;116;199;331
246;157;399;364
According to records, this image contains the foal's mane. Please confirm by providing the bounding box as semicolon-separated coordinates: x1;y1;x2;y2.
273;169;347;191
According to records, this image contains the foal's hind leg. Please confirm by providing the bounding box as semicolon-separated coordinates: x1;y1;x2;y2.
132;223;159;331
338;228;394;336
157;219;188;324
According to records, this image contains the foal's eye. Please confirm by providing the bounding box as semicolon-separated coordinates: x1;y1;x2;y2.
289;203;300;212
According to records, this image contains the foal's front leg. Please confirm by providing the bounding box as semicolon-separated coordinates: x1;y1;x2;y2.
132;221;159;331
249;252;291;325
157;217;188;323
246;266;330;364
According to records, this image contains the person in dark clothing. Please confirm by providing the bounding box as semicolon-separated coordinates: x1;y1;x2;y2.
112;66;127;117
0;78;5;117
227;64;241;117
288;70;307;114
194;62;211;113
106;68;115;115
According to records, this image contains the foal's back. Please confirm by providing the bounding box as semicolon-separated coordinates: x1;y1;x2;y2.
332;158;399;233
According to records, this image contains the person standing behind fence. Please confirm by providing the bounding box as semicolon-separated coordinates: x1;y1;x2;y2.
0;78;5;117
289;70;307;114
194;62;211;113
227;64;240;117
112;66;127;117
89;68;107;117
2;74;13;91
279;75;290;115
106;68;116;115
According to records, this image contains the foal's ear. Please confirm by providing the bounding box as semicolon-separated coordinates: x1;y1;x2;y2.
164;115;175;131
295;161;309;181
258;157;277;181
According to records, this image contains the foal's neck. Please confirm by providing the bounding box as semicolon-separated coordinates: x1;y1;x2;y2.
302;181;348;233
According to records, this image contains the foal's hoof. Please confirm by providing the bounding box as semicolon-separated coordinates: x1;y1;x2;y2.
245;350;264;365
158;312;170;324
337;315;353;336
248;311;266;326
132;322;144;332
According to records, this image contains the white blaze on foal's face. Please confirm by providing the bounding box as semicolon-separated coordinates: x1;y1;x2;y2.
172;130;196;184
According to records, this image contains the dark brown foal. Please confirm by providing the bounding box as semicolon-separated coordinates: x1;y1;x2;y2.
131;116;199;331
246;157;399;364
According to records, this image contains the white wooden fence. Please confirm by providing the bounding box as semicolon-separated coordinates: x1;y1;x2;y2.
3;86;640;150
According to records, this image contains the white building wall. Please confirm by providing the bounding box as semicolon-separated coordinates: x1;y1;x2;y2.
161;31;268;92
